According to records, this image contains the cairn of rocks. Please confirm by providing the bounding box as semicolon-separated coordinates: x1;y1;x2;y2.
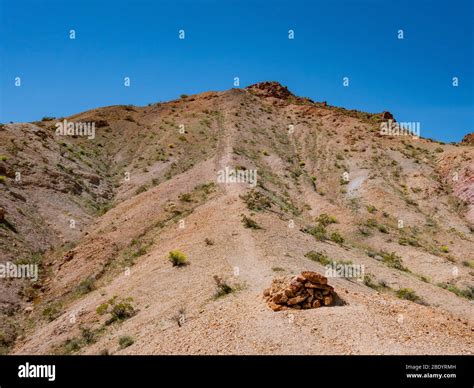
264;271;335;311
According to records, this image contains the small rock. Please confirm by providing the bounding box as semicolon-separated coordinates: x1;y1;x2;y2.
287;295;307;306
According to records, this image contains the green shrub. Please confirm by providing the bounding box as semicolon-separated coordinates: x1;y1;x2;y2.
398;236;420;247
42;302;62;322
304;251;331;266
74;277;96;296
396;288;421;302
330;231;344;244
381;251;408;271
306;223;326;241
242;215;262;229
179;193;192;202
241;190;272;211
0;155;7;161
0;176;6;184
365;218;378;228
97;296;136;324
213;275;234;298
358;227;372;237
315;213;337;226
135;185;147;195
363;273;379;290
437;283;473;300
118;335;134;349
271;267;285;272
169;250;188;266
366;205;377;214
439;245;449;253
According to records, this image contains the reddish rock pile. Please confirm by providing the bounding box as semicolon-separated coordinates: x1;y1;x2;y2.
264;271;336;311
461;133;474;145
246;81;293;100
380;111;394;121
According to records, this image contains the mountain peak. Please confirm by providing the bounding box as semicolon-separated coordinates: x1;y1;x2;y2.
245;81;294;99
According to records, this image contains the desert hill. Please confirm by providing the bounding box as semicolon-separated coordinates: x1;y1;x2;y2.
0;82;472;354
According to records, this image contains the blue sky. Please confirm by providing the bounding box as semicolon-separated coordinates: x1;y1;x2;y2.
0;0;472;142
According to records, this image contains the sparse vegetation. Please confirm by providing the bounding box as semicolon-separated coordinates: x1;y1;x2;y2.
204;238;215;246
242;215;262;229
135;185;147;195
315;213;337;226
118;335;134;349
366;205;377;214
96;296;136;324
271;267;285;272
74;277;96;296
305;223;327;241
213;275;234;298
304;250;331;266
380;251;408;272
437;283;473;300
179;193;192;202
396;288;421;303
169;250;188;267
241;190;272;211
42;302;62;322
439;245;449;253
329;231;344;244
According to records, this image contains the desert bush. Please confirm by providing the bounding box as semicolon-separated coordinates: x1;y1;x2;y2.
272;267;285;272
172;307;187;327
439;245;449;253
42;302;62;322
97;296;136;324
213;275;234;298
241;190;272;211
306;223;326;241
358;227;372;237
437;283;473;300
315;213;337;226
363;273;378;289
135;185;147;195
304;251;331;266
169;250;188;266
179;193;192;202
118;335;134;349
366;205;377;214
204;238;215;246
380;251;408;271
398;236;420;247
242;215;262;229
74;277;96;296
396;288;421;302
330;231;344;244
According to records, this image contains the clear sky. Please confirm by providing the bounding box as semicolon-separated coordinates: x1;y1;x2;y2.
0;0;472;142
